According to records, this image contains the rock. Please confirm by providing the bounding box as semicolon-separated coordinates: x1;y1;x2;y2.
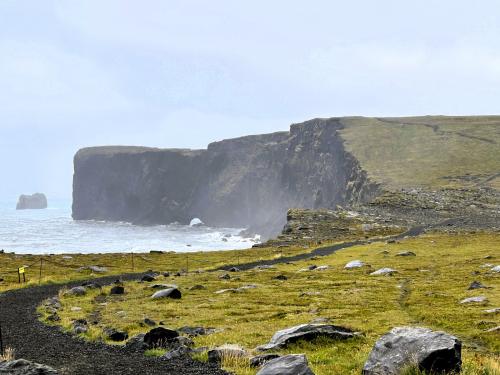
70;306;82;312
344;260;365;269
219;273;231;280
81;281;101;289
110;286;125;295
125;334;147;351
47;313;60;322
273;275;288;281
64;286;86;296
254;265;275;270
88;266;107;273
16;193;47;210
486;326;500;333
162;272;171;277
162;345;192;360
104;328;129;342
0;359;58;374
307;265;317;271
468;281;487;290
484;308;500;314
299;291;321;297
150;284;178;289
208;344;247;363
143;327;179;348
460;296;488;304
256;354;315;375
44;297;61;310
189;284;206;290
177;326;216;337
141;274;156;282
144;318;156;327
250;354;281;367
370;268;397;276
362;327;461;375
491;265;500;272
151;288;182;299
215;288;241;294
228;267;240;272
396;251;416;257
73;319;88;334
315;265;329;271
257;324;357;351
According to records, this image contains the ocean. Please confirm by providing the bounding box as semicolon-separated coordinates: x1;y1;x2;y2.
0;200;256;254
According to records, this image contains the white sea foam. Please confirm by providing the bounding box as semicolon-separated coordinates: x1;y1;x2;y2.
0;201;255;254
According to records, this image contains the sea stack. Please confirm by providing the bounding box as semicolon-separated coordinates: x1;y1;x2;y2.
16;193;48;210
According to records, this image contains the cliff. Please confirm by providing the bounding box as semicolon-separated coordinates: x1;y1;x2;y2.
72;118;378;238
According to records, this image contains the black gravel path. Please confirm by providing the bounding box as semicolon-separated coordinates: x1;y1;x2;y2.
0;273;228;375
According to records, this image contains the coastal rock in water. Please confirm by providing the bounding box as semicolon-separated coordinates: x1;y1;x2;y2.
151;288;182;299
208;344;247;363
189;218;204;227
258;324;357;351
16;193;47;210
256;354;315;375
0;359;58;374
362;327;462;375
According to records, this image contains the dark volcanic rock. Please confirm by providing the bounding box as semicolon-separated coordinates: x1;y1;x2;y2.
468;281;488;290
16;193;47;210
143;327;179;348
258;324;357;351
177;326;216;337
256;354;315;375
0;359;58;374
110;285;125;295
250;354;281;367
71;119;378;239
151;288;182;299
104;328;128;342
141;274;156;282
362;327;462;375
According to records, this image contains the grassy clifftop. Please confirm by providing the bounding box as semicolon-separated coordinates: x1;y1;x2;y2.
340;116;500;190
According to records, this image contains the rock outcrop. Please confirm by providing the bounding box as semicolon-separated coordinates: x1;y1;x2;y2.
72;119;378;239
256;354;315;375
16;193;47;210
362;327;462;375
0;359;58;374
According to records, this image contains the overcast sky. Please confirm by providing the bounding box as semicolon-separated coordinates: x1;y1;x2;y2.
1;1;500;200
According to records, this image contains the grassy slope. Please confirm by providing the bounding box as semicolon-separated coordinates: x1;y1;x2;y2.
46;232;500;374
0;245;310;293
340;116;500;190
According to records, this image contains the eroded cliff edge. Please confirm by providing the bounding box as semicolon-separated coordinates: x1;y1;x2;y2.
72;118;380;238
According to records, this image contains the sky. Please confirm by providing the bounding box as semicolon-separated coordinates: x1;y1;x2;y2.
1;1;500;200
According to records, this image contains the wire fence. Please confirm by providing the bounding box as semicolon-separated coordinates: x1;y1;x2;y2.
0;248;288;286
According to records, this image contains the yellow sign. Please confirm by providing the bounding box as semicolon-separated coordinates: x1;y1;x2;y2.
18;267;25;274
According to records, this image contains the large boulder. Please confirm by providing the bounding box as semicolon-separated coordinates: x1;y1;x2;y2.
256;354;315;375
208;344;247;363
143;327;179;348
362;327;462;375
257;324;357;351
16;193;47;210
0;359;58;374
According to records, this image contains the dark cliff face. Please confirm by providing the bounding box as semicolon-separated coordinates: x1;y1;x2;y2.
72;119;379;238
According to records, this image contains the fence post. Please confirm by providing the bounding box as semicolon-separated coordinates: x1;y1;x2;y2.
39;258;43;285
0;321;3;354
17;269;20;284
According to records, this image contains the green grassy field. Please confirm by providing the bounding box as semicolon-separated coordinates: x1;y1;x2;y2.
43;232;500;374
340;116;500;190
0;244;311;293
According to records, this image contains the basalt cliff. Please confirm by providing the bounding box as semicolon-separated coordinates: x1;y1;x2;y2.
72;116;500;239
72;118;378;238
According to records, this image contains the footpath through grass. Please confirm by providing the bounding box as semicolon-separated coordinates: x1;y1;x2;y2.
43;232;499;374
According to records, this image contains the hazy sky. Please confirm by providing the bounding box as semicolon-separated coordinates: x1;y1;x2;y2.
2;1;500;200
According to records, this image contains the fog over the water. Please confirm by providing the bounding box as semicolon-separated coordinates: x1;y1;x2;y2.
2;1;500;200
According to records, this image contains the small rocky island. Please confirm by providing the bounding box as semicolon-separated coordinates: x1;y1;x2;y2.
16;193;48;210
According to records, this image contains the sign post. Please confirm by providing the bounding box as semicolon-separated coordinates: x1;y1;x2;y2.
18;266;26;283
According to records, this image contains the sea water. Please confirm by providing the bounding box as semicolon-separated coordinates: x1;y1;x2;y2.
0;200;256;254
